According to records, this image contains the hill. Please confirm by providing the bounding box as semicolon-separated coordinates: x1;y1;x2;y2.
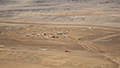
0;0;120;27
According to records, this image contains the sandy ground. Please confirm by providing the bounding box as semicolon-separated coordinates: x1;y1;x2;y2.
0;23;120;68
0;0;120;68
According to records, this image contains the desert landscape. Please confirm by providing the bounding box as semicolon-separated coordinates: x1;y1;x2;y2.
0;0;120;68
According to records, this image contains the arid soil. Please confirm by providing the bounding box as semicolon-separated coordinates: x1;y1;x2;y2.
0;0;120;68
0;23;120;68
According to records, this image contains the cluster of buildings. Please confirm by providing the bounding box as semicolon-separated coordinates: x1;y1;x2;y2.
23;28;71;39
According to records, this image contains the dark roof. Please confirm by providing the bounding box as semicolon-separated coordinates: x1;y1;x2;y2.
57;33;63;35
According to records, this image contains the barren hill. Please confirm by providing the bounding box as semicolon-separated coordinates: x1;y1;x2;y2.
0;0;120;26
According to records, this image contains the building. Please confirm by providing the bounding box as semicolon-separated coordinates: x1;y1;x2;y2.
57;33;63;35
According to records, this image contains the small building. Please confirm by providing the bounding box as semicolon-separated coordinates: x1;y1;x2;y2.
35;35;38;37
25;34;30;37
48;33;51;35
51;36;55;38
51;34;53;35
60;30;62;32
57;33;63;35
56;36;59;38
44;33;46;35
37;33;40;36
44;36;49;38
89;27;92;29
78;38;81;40
51;36;59;38
81;27;84;29
69;30;71;32
41;33;44;35
39;48;47;51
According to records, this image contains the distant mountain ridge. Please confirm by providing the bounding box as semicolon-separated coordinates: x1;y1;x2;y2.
0;0;120;4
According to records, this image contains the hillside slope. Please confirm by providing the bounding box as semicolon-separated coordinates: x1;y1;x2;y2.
0;0;120;27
